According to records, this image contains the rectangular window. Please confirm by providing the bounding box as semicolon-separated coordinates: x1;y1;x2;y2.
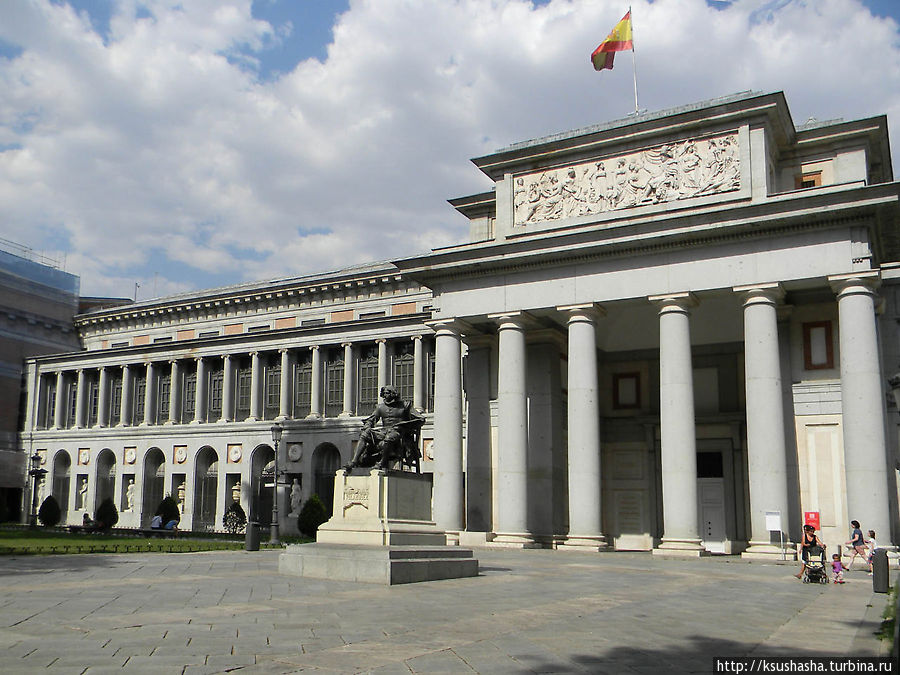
803;320;834;370
357;347;379;415
293;358;312;418
325;349;344;418
43;378;57;428
264;359;281;419
67;379;78;428
300;318;326;326
132;374;146;424
110;375;122;425
157;374;171;423
110;341;129;348
208;367;223;421
612;372;641;410
182;371;196;423
393;342;415;405
236;363;251;419
198;330;219;338
795;171;822;189
87;377;99;427
359;310;386;319
153;336;173;343
427;351;436;412
247;324;270;333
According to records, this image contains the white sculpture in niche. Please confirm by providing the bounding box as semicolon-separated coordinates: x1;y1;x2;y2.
124;479;135;511
513;133;740;225
77;477;88;509
289;479;301;516
176;482;186;514
231;482;241;504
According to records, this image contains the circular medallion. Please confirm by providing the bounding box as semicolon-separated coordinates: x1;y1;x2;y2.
124;448;136;464
228;446;242;463
174;447;187;464
78;448;90;465
287;444;302;462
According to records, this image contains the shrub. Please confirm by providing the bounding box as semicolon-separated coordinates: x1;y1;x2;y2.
155;495;181;525
94;497;119;530
223;502;246;534
38;495;61;527
297;494;328;538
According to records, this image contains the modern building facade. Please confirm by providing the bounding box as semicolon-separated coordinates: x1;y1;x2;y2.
20;91;900;557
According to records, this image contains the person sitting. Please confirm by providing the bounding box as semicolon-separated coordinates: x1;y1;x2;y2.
150;514;163;529
82;512;93;528
343;385;424;472
163;519;178;530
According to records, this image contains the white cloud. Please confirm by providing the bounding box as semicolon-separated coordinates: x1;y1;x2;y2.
0;0;898;299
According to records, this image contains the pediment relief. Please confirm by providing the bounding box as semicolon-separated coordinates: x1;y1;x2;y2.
513;132;740;225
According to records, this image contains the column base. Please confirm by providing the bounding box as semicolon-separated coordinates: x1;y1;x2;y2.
652;538;707;558
275;415;289;422
488;532;543;549
305;413;322;420
457;531;495;547
244;416;258;422
557;534;609;552
741;541;797;562
443;530;461;546
337;412;354;418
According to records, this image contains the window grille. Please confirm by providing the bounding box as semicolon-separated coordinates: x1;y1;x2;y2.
132;374;146;424
264;359;280;419
393;342;415;405
325;349;344;418
357;346;379;414
157;374;170;423
293;358;312;418
236;363;251;419
427;351;436;412
110;375;122;425
67;379;78;428
208;368;223;421
182;371;196;423
44;378;57;428
87;378;99;427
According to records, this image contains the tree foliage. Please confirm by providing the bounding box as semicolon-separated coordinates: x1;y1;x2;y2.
38;495;61;527
155;495;181;525
223;502;246;534
297;494;328;538
94;497;119;530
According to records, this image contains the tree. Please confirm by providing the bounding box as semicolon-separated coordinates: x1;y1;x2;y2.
155;495;180;525
297;494;328;537
94;497;118;530
223;502;246;534
38;495;61;527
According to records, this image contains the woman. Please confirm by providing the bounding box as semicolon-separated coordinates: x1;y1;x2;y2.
845;520;867;570
796;524;825;579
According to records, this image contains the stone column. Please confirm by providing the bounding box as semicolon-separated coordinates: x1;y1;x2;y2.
464;338;492;533
53;371;65;429
308;346;322;419
248;351;261;421
377;339;389;390
340;342;355;417
220;355;234;422
74;369;86;428
650;293;704;556
830;272;892;541
278;349;293;420
168;360;181;424
143;362;157;425
97;367;110;427
412;335;425;411
489;312;532;546
193;357;207;423
735;284;792;560
430;320;465;537
120;365;133;426
558;304;607;550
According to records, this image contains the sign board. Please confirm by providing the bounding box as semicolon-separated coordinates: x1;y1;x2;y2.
804;511;820;530
765;511;782;532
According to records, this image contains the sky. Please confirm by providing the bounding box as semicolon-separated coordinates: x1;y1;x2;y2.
1;0;899;300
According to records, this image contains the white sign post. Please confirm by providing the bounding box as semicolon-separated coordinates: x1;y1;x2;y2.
765;510;784;561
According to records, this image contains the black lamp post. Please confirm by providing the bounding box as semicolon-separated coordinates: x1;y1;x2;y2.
28;453;47;528
270;422;283;546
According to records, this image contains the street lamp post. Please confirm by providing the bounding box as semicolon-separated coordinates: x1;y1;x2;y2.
28;453;47;528
270;422;283;546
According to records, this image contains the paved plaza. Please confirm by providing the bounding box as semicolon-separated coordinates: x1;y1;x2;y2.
0;547;892;673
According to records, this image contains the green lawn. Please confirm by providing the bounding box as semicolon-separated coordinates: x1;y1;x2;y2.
0;528;295;555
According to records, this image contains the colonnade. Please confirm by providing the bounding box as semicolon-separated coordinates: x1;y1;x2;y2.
431;275;892;553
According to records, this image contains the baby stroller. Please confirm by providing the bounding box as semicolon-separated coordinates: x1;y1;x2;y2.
802;545;829;584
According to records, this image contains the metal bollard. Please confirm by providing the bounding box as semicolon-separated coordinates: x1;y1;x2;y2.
245;521;260;552
872;548;889;593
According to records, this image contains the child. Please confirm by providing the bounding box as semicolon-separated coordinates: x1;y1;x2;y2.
832;554;845;584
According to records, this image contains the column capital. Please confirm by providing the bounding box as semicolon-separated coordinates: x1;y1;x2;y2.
733;282;784;307
278;347;289;354
648;292;698;314
425;318;472;335
341;341;353;348
195;356;205;363
411;334;423;342
374;338;387;345
557;302;606;323
309;344;320;353
829;271;881;298
487;311;535;330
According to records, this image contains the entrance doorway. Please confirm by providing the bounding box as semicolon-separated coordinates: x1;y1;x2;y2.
697;449;726;553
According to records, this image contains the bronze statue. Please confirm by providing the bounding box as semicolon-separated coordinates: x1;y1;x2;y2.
343;385;424;473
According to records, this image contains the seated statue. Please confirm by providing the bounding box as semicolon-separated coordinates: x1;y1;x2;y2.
343;385;424;473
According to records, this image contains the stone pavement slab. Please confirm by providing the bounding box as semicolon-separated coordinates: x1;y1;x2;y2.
0;548;892;673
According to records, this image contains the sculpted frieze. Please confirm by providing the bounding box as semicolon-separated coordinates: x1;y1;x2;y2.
513;133;740;225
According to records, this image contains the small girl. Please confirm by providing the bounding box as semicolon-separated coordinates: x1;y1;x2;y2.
867;530;878;575
832;554;845;584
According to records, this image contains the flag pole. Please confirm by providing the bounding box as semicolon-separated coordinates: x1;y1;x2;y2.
630;6;639;114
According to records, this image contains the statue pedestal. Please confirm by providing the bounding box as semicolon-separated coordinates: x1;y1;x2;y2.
279;469;478;585
316;469;446;546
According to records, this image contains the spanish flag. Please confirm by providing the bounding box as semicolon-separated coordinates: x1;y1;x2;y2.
591;10;633;71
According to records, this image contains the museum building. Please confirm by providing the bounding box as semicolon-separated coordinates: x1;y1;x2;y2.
20;91;900;558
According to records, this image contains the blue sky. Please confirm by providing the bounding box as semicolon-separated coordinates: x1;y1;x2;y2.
1;0;899;299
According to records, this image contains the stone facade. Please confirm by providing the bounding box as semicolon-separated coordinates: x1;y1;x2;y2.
19;91;900;557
